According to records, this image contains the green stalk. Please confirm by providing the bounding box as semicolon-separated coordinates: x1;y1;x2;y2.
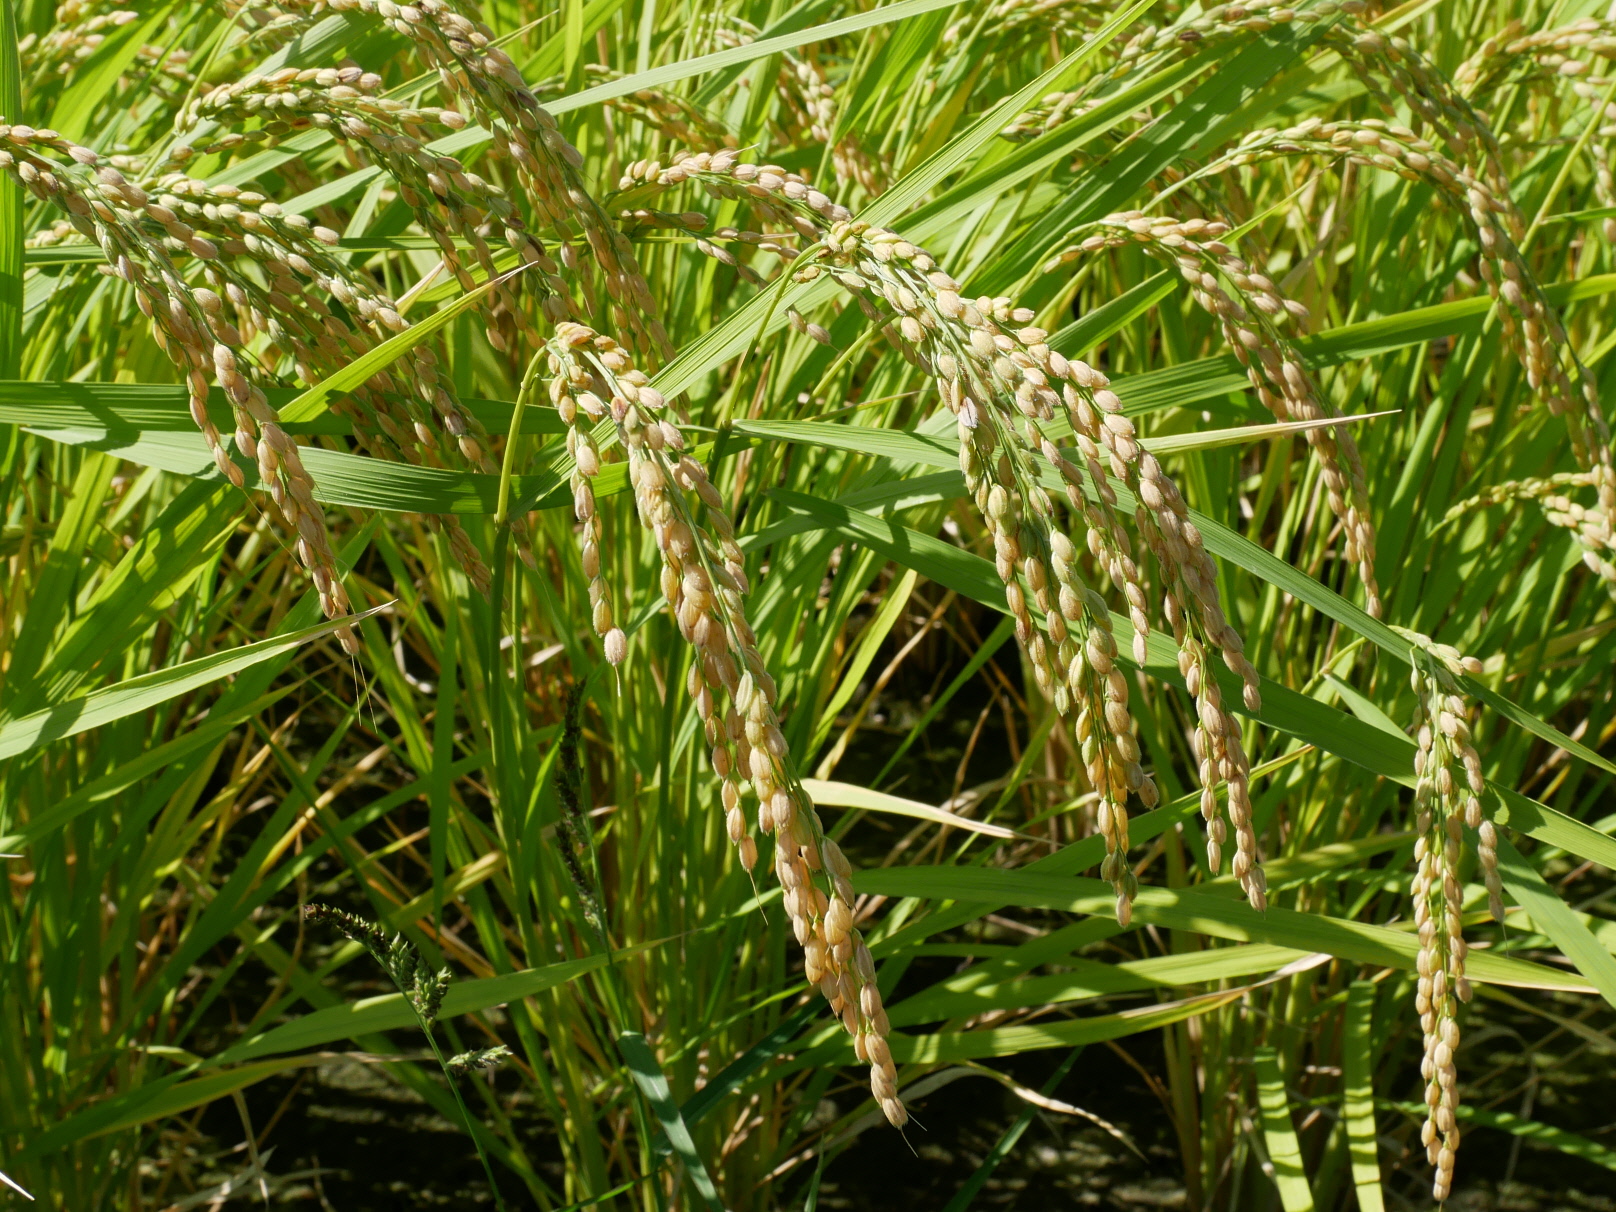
496;347;548;527
0;0;19;382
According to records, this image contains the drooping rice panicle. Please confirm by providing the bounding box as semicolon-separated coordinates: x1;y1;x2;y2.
0;126;369;645
539;318;907;1126
624;150;1270;914
170;63;571;356
302;0;672;362
1456;18;1616;243
11;0;1613;1187
1200;118;1616;592
1396;627;1499;1203
1049;211;1382;617
703;20;884;194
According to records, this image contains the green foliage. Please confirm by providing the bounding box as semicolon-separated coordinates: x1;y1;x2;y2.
0;0;1614;1208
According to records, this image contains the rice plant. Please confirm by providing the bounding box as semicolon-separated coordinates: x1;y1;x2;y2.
1;0;1614;1206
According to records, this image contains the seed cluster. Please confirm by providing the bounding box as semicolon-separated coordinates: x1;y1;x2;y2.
301;0;670;362
1052;211;1381;616
540;320;905;1127
1004;0;1363;141
705;21;883;195
0;107;547;629
1008;2;1600;628
305;903;451;1025
777;51;883;196
1211;117;1616;595
0;126;373;646
1398;628;1498;1203
626;152;1271;916
22;0;194;97
22;1;137;78
1310;21;1616;564
944;0;1107;51
172;58;567;360
617;150;837;282
1443;471;1615;584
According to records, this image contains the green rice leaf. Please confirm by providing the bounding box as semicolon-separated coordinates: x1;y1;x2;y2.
1254;1047;1315;1211
216;953;615;1065
874;988;1248;1063
0;606;383;761
801;778;1027;841
617;1032;724;1212
1342;982;1387;1212
891;943;1313;1027
1493;834;1616;1011
1383;1102;1616;1173
681;1002;821;1127
852;866;1595;995
561;0;970;115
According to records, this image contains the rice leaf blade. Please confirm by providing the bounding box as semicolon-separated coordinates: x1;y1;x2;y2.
0;606;383;760
617;1032;724;1212
1342;982;1387;1212
1254;1047;1315;1211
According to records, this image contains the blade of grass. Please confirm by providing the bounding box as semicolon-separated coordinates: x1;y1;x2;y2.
1341;982;1386;1212
562;0;966;113
1254;1047;1315;1211
809;566;916;755
1492;834;1616;1011
891;943;1317;1027
617;1032;724;1212
853;866;1596;995
278;270;520;423
681;1001;822;1127
1382;1102;1616;1173
800;778;1029;841
0;606;384;760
